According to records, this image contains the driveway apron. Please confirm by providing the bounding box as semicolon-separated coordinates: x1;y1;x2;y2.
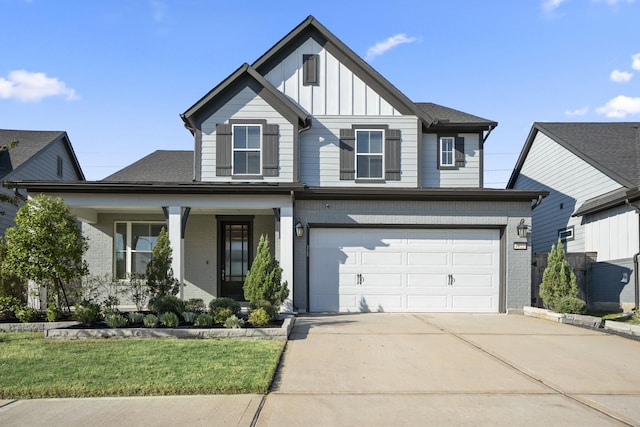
256;313;640;427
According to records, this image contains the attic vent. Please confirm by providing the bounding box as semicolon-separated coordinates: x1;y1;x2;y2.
303;54;319;86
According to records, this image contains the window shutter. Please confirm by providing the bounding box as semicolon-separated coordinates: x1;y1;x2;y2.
455;136;465;168
262;124;279;177
303;54;319;86
339;128;355;180
385;129;401;181
216;123;232;176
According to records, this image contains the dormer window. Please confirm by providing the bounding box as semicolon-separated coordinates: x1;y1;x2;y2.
303;54;319;86
437;134;465;170
233;124;262;175
439;137;455;167
356;129;384;179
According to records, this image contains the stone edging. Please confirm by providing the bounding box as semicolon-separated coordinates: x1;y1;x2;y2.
524;306;640;337
44;315;295;340
0;321;79;332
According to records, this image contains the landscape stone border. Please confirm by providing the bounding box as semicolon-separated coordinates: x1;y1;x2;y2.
524;306;640;338
0;321;78;332
43;315;295;340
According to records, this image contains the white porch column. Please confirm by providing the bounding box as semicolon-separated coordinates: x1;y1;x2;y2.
279;205;294;312
167;206;185;299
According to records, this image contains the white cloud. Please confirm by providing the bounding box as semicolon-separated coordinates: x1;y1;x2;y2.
632;53;640;71
565;106;589;116
596;0;636;5
610;69;633;82
542;0;569;12
596;95;640;118
366;34;417;61
0;70;79;102
149;0;167;22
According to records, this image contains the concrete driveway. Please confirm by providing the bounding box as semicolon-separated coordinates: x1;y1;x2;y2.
1;314;639;426
257;313;640;426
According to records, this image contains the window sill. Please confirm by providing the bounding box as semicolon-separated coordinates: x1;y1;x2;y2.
232;175;264;180
354;179;386;184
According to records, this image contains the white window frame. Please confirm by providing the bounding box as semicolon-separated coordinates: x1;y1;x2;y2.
355;129;384;179
558;226;574;242
114;221;165;279
439;136;455;167
232;124;262;175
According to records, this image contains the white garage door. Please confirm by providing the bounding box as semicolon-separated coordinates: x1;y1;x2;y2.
309;228;501;313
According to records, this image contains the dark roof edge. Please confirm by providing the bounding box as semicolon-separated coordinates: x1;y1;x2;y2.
573;187;640;217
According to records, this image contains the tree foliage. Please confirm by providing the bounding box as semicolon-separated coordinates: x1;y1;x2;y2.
0;140;20;212
145;227;179;298
243;234;289;307
539;238;585;313
3;194;88;308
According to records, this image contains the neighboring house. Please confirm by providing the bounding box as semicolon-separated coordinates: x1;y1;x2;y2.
6;16;545;313
0;129;85;234
508;122;640;310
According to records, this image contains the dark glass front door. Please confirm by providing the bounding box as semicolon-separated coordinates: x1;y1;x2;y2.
220;221;251;300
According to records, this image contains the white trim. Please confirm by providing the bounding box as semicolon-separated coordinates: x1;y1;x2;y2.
355;129;384;179
114;221;166;279
439;136;455;167
232;123;262;175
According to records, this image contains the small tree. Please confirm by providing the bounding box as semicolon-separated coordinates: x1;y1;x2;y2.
539;238;585;313
243;234;289;308
3;194;88;310
145;227;179;298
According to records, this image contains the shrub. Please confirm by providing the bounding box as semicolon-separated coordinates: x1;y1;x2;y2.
182;311;197;324
209;297;240;316
148;295;185;317
224;315;245;329
0;296;21;320
126;274;149;312
143;314;159;328
46;302;63;322
194;313;213;327
248;308;270;327
539;238;585;312
243;234;289;307
184;298;206;313
555;296;587;314
105;313;128;328
146;227;180;298
128;312;145;325
213;307;234;324
16;306;40;323
250;300;278;321
73;301;102;326
159;312;179;328
101;295;120;316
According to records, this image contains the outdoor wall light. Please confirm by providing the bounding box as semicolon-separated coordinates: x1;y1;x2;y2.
295;221;304;238
516;219;528;238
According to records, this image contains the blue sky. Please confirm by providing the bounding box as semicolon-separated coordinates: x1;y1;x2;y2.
1;0;639;187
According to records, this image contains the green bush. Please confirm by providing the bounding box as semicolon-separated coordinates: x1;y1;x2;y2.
184;298;206;313
224;315;245;329
181;311;197;324
243;235;289;307
555;296;587;314
146;227;180;298
249;300;277;321
127;312;144;325
105;313;128;328
16;306;40;323
539;238;586;312
46;302;63;322
194;313;213;327
248;308;270;327
213;307;234;324
143;314;159;328
209;297;240;316
73;301;102;326
148;295;185;317
0;296;21;319
159;312;180;328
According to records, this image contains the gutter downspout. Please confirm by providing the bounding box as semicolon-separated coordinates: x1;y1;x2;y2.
624;199;640;311
531;195;543;210
482;125;495;144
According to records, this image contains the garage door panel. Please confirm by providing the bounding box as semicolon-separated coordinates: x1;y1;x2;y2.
309;228;500;313
407;273;448;287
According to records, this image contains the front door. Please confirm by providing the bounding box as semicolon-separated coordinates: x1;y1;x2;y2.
219;220;252;300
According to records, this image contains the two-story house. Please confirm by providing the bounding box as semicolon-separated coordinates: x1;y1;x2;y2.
7;16;545;313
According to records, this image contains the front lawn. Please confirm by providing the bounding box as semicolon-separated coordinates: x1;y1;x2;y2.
0;332;284;398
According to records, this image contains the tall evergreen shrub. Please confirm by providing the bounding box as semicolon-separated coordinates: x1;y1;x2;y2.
243;235;289;307
539;238;586;314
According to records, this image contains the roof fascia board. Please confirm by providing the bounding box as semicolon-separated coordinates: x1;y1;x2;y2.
251;16;434;126
573;187;640;217
506;125;539;189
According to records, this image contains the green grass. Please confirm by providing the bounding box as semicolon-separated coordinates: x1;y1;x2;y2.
0;333;284;398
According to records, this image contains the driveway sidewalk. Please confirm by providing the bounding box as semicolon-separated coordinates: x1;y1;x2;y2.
1;313;639;426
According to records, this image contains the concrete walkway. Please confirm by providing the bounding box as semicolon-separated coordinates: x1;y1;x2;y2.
1;313;639;426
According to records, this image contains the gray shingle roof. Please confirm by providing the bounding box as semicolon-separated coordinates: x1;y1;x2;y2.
534;122;640;188
102;150;194;182
0;129;67;179
416;103;497;128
